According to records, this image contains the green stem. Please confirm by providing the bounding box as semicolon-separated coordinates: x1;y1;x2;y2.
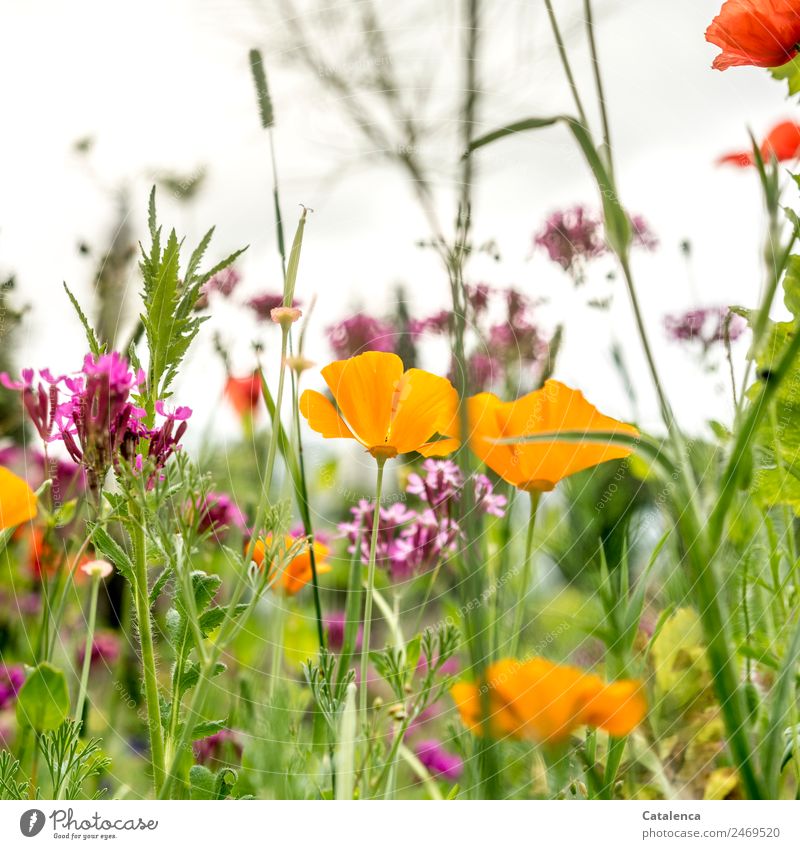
509;491;540;656
268;599;286;700
131;515;166;796
543;0;589;128
74;574;100;725
359;458;386;725
583;0;613;176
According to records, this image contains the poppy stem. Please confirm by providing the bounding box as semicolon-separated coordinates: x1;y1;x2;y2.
73;572;100;726
542;0;590;129
359;457;387;759
583;0;613;178
509;490;540;656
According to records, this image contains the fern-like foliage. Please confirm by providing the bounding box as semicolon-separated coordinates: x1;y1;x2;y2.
0;750;28;800
38;720;110;800
138;187;247;417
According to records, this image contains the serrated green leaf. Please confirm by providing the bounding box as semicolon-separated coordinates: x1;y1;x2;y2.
63;282;103;356
89;523;134;582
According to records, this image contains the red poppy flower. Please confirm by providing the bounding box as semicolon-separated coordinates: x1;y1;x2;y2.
224;372;262;419
717;120;800;167
706;0;800;71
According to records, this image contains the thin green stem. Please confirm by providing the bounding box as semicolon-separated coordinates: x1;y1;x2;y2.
543;0;589;128
509;491;540;656
268;599;286;700
583;0;613;176
131;515;166;796
359;459;386;724
74;574;100;725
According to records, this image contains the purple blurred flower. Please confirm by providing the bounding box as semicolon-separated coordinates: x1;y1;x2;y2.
327;315;396;359
406;459;464;509
631;215;659;251
409;310;452;338
390;509;460;581
339;500;416;579
664;307;746;351
248;292;299;322
0;665;25;710
193;729;242;765
77;631;120;669
534;206;605;275
192;491;247;539
415;739;463;782
466;353;499;392
534;206;658;279
324;609;363;651
195;267;242;310
406;459;507;518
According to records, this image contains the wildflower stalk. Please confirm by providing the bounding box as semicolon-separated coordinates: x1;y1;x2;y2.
130;512;166;796
268;599;286;700
509;491;540;657
583;0;613;176
359;457;387;725
543;0;589;128
336;681;358;800
73;572;101;725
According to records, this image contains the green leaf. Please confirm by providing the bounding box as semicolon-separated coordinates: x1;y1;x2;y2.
745;252;800;512
467;115;631;257
249;48;274;128
188;765;216;800
89;523;134;582
16;663;70;732
770;57;800;97
63;282;103;356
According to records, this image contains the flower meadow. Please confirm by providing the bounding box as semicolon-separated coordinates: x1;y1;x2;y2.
3;0;800;804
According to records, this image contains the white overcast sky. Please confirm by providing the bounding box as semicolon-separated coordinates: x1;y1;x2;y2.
0;0;795;443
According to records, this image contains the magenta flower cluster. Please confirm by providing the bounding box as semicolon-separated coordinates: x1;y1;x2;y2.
191;491;248;539
2;353;191;493
195;266;242;310
534;205;658;280
248;292;301;322
664;306;746;351
327;314;397;360
0;664;25;710
340;459;507;582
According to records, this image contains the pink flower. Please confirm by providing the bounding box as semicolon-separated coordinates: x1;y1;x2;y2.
327;315;396;359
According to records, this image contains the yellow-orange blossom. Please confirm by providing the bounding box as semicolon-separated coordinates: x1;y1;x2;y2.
299;351;459;460
451;657;646;743
0;466;38;530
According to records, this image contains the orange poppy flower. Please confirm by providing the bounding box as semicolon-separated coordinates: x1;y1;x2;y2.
251;535;332;596
224;372;262;418
451;657;646;743
718;120;800;166
0;466;37;530
706;0;800;71
299;351;459;461
467;379;638;492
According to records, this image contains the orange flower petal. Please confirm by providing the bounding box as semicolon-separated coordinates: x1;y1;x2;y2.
706;0;800;71
581;679;647;738
389;368;459;456
469;380;638;491
0;466;38;530
321;352;404;449
418;437;462;458
452;657;646;744
299;390;357;441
